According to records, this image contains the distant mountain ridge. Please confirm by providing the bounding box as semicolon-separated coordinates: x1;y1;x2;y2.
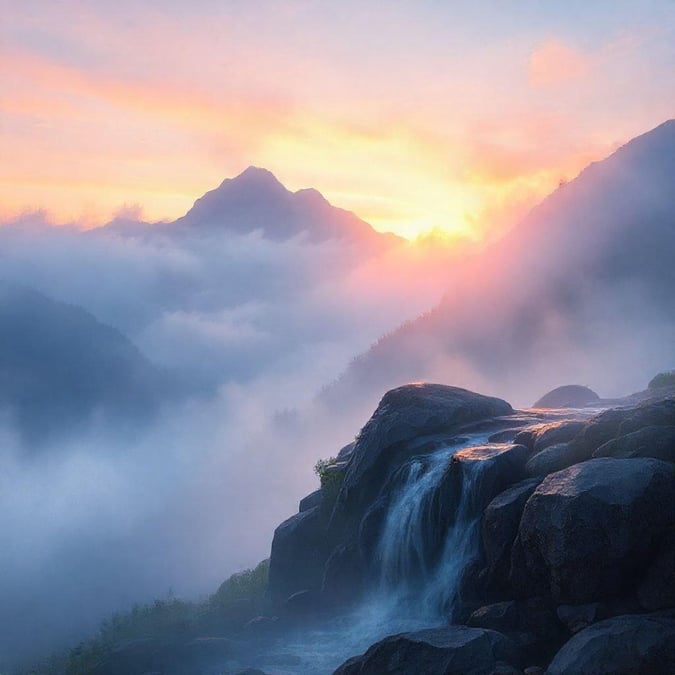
0;281;166;445
108;166;401;248
323;119;675;410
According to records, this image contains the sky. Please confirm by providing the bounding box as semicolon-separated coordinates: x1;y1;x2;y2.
1;1;674;238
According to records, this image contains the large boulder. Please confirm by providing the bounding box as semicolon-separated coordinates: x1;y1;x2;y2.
334;384;513;524
438;444;531;517
573;396;675;457
333;626;520;675
532;386;599;409
638;527;675;610
468;598;564;664
593;425;675;462
525;443;591;477
519;421;586;454
546;614;675;675
481;478;541;596
515;458;675;603
267;506;326;604
299;489;322;512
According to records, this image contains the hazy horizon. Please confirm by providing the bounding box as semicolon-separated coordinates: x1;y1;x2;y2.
1;2;674;672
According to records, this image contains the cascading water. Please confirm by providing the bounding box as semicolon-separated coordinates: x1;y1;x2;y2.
375;433;492;620
252;432;504;674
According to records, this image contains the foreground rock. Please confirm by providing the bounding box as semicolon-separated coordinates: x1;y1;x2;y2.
481;479;540;597
333;626;520;675
592;425;675;462
263;385;675;673
516;457;675;603
268;384;513;606
546;615;675;674
336;384;513;520
268;506;325;604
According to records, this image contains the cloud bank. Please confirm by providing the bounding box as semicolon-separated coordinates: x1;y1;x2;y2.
0;215;456;666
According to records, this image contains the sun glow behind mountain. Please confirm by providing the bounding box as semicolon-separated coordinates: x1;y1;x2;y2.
2;2;674;240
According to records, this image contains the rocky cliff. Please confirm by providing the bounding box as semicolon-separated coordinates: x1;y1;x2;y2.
266;382;675;674
80;380;675;674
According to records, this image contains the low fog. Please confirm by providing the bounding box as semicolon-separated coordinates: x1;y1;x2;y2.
1;122;674;668
0;213;457;666
325;120;675;412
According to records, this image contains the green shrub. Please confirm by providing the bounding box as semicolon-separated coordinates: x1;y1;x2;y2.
56;560;271;675
648;370;675;389
64;597;198;675
209;558;269;609
314;456;345;510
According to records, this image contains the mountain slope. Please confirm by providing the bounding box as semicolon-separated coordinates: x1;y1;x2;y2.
168;166;401;247
0;282;166;445
324;120;675;409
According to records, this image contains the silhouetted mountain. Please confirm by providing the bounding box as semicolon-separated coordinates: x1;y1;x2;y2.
0;282;166;446
325;120;675;409
168;166;401;246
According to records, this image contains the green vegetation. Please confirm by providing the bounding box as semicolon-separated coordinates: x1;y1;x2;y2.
648;370;675;389
27;560;270;675
314;455;345;511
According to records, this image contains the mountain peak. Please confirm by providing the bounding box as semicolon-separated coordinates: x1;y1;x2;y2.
217;166;288;195
170;167;399;247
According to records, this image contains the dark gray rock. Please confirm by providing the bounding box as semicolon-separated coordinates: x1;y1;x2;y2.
283;589;321;616
468;598;564;665
467;601;519;632
299;489;322;512
618;396;675;434
524;443;591;477
514;428;537;450
333;626;519;675
334;384;513;523
593;425;675;462
439;444;531;517
488;428;522;443
638;528;675;611
268;506;326;604
532;385;599;409
556;603;602;633
482;478;541;596
516;457;675;603
532;421;585;453
321;540;365;606
242;615;280;634
337;441;356;461
546;614;675;675
573;396;675;458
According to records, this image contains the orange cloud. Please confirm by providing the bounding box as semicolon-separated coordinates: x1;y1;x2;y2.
529;39;590;88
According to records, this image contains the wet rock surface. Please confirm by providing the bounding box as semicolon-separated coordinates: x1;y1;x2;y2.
333;626;520;675
101;386;673;674
335;383;513;520
517;457;675;603
546;614;675;675
265;389;675;674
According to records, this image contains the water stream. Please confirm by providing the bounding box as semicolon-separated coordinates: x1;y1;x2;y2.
376;432;491;619
255;432;494;674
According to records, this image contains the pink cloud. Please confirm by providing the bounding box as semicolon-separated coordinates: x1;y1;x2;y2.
529;39;590;88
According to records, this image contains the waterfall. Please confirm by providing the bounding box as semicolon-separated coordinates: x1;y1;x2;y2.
375;434;491;620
